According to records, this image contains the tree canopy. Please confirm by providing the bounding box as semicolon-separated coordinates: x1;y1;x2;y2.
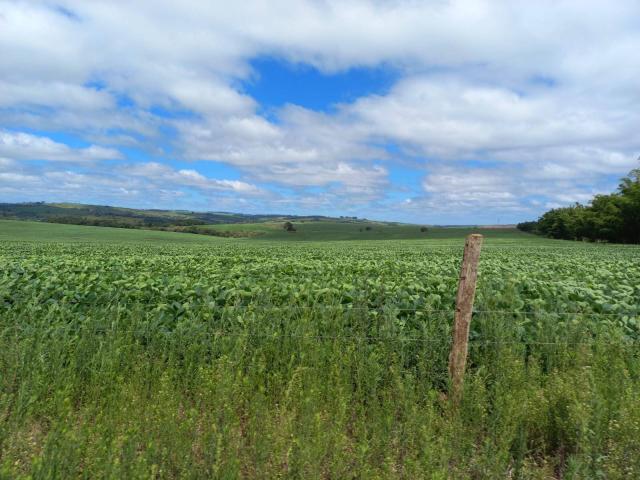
518;168;640;244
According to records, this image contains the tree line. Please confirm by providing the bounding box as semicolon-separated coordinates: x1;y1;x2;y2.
518;168;640;244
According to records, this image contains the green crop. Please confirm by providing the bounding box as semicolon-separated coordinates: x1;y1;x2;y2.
1;232;640;478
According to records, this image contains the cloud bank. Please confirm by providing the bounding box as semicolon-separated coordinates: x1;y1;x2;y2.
1;0;639;222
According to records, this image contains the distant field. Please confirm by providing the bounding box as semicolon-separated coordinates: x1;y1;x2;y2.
1;218;558;245
203;220;547;242
0;219;222;244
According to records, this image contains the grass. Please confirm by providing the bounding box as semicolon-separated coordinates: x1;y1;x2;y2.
202;220;547;242
1;220;640;478
0;218;549;244
0;220;222;244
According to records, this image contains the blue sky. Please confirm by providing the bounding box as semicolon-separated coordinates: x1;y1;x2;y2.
243;58;398;113
1;0;639;224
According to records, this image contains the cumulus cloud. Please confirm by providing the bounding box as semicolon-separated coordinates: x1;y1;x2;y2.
421;168;522;212
1;0;639;219
0;130;122;162
404;164;614;224
348;77;627;154
0;81;115;111
0;160;266;210
124;162;263;195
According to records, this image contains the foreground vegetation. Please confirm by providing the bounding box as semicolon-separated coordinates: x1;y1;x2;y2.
518;168;640;243
1;221;639;478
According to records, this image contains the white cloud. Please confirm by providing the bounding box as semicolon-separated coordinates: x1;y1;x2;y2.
0;130;122;162
124;162;263;195
0;157;16;169
412;164;614;223
346;76;637;157
0;172;41;184
1;0;640;219
0;81;115;111
0;161;266;209
421;168;522;211
253;162;387;196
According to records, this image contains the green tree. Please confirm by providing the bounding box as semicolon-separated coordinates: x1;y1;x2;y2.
618;168;640;243
519;166;640;244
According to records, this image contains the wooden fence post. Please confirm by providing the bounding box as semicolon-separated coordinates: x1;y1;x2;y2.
448;233;483;403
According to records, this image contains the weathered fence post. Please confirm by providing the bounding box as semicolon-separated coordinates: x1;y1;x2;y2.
448;234;483;403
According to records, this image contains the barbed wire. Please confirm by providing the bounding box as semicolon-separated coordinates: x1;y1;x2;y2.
0;268;464;281
0;323;638;347
1;298;637;317
1;264;635;281
0;246;640;260
0;272;622;286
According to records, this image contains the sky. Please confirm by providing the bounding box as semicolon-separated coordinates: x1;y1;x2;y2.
1;0;639;224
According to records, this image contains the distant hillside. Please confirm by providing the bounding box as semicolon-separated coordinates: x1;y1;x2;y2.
0;203;532;242
0;202;365;233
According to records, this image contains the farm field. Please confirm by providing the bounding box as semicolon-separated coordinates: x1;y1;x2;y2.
1;220;640;478
201;220;437;241
0;220;222;244
200;220;544;242
0;218;548;244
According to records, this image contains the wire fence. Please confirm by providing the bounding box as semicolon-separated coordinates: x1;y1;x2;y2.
2;245;639;349
2;306;638;352
3;240;640;249
1;324;638;348
2;297;638;317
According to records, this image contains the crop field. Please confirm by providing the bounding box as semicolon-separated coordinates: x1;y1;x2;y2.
1;220;640;478
200;220;441;241
200;221;546;242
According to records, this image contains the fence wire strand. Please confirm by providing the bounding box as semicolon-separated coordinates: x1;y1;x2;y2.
1;323;638;348
2;298;637;317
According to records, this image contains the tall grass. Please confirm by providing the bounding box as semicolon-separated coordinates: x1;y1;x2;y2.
1;302;639;478
1;236;639;478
